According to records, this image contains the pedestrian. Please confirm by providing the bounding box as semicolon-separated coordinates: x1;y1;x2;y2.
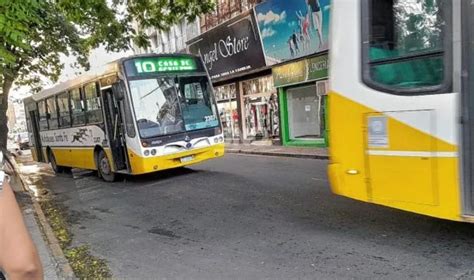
0;151;43;280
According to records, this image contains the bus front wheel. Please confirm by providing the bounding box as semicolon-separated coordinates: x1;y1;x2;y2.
97;150;116;182
48;149;64;174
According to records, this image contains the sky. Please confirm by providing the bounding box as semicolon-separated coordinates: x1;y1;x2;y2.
11;46;133;100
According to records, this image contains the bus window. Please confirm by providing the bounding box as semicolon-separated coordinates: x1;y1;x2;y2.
84;82;103;124
70;88;86;126
364;0;448;91
178;76;219;131
38;101;48;131
57;92;71;127
123;93;136;138
46;97;58;129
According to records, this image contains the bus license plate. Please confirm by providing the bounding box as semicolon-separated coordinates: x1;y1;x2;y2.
180;156;194;163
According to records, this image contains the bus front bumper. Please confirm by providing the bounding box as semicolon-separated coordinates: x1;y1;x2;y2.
128;143;225;175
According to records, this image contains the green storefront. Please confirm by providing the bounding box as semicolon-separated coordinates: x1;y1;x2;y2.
273;53;329;147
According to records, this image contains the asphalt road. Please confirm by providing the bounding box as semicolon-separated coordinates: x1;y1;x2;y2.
41;154;474;279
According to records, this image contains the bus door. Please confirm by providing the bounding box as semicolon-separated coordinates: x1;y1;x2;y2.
101;86;128;171
462;0;474;215
28;109;44;162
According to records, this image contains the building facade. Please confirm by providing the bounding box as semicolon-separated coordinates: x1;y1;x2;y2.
6;101;16;131
132;0;331;147
132;18;200;54
187;6;275;144
254;0;331;147
7;98;27;133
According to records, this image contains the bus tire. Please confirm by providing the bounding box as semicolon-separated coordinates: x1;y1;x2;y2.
48;149;64;174
97;150;116;182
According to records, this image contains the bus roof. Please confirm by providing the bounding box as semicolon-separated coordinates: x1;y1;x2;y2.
31;53;200;102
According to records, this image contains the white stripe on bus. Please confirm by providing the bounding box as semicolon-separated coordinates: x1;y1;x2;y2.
367;150;458;158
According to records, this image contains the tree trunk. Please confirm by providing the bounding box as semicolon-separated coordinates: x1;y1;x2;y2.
0;77;14;151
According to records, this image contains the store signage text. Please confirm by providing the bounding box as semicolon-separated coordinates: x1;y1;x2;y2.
201;36;251;70
273;54;329;87
187;11;266;80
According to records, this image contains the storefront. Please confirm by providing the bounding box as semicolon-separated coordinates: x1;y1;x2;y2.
273;53;329;147
240;75;279;142
215;83;240;141
187;10;278;144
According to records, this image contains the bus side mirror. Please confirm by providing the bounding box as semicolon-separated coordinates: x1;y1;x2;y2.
112;81;126;101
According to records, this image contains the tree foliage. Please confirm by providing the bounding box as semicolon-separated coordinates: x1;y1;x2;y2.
0;0;215;149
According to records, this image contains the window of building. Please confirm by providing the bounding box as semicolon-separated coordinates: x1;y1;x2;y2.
84;82;103;124
57;92;71;128
200;0;262;32
38;100;48;131
363;0;450;93
242;76;275;96
161;31;170;53
287;84;321;140
46;97;58;130
70;88;86;126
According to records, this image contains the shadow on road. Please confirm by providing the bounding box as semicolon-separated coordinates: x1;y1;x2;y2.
71;166;201;186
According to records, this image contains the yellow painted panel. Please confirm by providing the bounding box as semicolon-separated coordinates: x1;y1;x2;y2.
328;91;462;221
369;111;456;152
328;92;369;201
370;157;460;220
50;147;97;170
128;144;225;175
369;156;435;205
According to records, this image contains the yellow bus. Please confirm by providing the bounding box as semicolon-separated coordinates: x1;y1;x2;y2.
327;0;474;221
24;54;225;181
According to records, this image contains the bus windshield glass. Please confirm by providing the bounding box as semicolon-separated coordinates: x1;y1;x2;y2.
129;76;219;138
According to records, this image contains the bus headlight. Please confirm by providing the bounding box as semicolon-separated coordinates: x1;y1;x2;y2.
151;149;157;156
144;150;150;156
214;137;219;143
219;136;224;143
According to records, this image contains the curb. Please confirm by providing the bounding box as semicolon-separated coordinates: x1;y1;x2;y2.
226;149;329;160
7;156;76;280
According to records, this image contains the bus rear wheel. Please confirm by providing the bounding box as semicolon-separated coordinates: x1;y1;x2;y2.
97;150;116;182
48;149;64;174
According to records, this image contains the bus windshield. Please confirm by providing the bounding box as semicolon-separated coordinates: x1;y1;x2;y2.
129;76;219;138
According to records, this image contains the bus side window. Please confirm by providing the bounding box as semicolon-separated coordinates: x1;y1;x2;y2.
58;92;71;128
46;97;59;130
363;0;449;92
70;88;86;126
84;82;103;124
38;101;48;131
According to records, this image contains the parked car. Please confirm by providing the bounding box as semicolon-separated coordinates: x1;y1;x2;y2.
16;132;30;150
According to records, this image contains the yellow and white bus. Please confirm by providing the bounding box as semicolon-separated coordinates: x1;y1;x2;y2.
24;54;225;181
327;0;474;221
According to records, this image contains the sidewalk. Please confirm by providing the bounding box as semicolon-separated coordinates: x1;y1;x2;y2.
5;154;72;280
225;143;329;159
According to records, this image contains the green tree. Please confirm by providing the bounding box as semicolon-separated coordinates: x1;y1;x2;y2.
0;0;214;150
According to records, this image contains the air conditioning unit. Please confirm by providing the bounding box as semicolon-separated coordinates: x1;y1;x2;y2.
316;80;328;96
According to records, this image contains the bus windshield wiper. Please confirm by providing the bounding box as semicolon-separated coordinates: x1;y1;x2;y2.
140;85;162;100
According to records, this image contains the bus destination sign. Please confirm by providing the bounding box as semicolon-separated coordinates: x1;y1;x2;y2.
133;57;197;74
